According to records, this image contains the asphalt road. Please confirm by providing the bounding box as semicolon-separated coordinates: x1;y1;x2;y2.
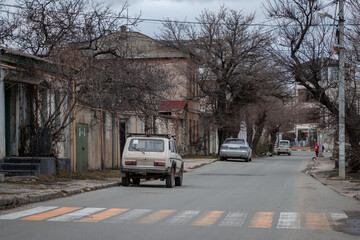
0;151;359;240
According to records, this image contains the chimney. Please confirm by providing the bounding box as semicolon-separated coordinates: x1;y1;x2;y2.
121;25;127;33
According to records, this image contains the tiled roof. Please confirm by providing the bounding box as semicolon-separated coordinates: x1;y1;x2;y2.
159;100;187;112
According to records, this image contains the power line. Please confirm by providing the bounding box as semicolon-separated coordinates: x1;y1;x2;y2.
1;3;360;28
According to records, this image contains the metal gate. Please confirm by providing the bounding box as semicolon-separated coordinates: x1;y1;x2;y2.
76;124;88;172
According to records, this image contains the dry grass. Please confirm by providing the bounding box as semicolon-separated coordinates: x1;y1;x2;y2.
182;154;217;159
6;171;120;185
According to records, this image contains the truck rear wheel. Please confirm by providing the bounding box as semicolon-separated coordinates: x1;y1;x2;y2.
175;170;183;186
166;170;175;188
122;176;129;186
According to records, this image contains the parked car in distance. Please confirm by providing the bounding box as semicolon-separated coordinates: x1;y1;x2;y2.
220;138;252;162
121;133;183;188
275;140;292;156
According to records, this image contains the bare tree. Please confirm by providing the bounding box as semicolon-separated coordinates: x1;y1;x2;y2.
0;0;17;44
10;0;139;57
264;0;360;172
159;5;279;151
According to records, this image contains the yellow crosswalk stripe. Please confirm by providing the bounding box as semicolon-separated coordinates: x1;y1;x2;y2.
305;213;330;230
137;210;175;224
192;211;224;226
20;207;81;221
249;212;274;228
4;205;340;230
76;208;129;223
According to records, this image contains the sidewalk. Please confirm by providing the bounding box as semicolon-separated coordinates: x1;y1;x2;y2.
307;156;360;201
0;158;217;210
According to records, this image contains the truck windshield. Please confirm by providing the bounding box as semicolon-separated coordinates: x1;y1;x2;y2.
129;139;165;152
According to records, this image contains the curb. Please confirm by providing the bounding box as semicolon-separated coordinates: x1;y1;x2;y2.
0;181;121;210
292;149;332;152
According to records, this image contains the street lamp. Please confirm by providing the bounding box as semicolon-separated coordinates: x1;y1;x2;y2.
317;11;334;19
318;0;346;179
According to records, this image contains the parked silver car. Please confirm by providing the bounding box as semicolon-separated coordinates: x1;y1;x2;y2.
220;138;252;162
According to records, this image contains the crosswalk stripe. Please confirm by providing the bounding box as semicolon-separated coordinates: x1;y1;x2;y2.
192;211;224;226
76;208;129;223
0;206;58;220
0;205;346;231
137;210;175;224
329;213;348;226
277;212;301;229
21;207;81;221
165;210;200;225
47;208;105;222
105;209;153;223
219;211;247;227
249;212;274;228
305;213;330;230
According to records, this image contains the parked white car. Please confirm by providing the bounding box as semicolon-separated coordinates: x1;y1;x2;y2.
220;138;252;162
121;134;183;188
275;140;292;156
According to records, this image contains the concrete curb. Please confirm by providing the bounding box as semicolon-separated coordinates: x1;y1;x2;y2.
0;181;121;210
306;158;360;202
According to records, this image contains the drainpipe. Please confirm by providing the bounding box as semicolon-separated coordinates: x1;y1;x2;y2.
72;81;76;172
112;113;116;168
100;109;104;170
103;111;106;169
0;47;5;159
116;117;120;167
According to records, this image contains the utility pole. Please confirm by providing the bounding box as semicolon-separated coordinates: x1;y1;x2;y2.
0;47;6;160
338;0;346;179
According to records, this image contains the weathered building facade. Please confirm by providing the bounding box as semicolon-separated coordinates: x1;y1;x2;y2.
0;48;144;174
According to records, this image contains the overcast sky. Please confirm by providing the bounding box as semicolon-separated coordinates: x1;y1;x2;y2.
108;0;266;37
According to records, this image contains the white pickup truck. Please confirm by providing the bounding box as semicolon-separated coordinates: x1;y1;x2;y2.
121;134;184;188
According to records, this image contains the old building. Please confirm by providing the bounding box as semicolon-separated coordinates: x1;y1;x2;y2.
0;47;143;174
78;27;217;154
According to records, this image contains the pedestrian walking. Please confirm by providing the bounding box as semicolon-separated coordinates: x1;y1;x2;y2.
314;142;319;157
322;145;325;154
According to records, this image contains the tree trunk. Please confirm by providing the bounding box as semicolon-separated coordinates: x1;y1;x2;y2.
251;110;267;154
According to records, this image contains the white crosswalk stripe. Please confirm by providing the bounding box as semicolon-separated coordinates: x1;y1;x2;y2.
277;212;301;229
0;206;58;220
0;206;349;231
105;209;153;223
329;213;348;226
165;210;200;225
219;211;248;227
47;208;105;222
